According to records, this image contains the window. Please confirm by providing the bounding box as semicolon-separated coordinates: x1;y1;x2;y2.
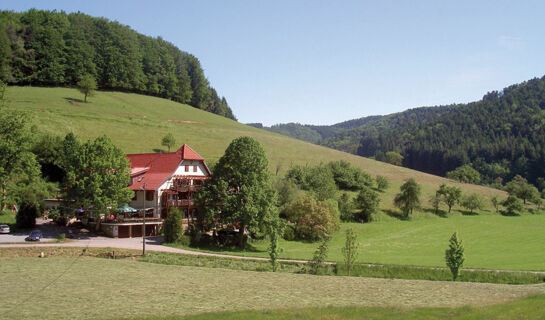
193;165;197;172
131;191;137;201
185;165;189;172
145;191;154;201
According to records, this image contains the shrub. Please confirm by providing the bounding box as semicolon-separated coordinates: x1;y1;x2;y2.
502;195;524;215
56;233;66;242
282;224;296;241
461;193;484;214
163;207;184;243
16;199;38;228
375;175;389;192
282;195;340;241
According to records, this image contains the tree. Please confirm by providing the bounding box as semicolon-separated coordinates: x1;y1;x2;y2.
504;175;539;204
0;82;41;211
393;178;421;218
164;207;184;243
460;193;484;214
77;74;97;102
282;194;340;241
353;186;380;222
309;239;329;275
375;175;389;192
491;196;500;213
338;192;355;221
342;228;359;276
161;133;176;152
436;184;462;213
445;232;464;281
16;199;39;228
429;194;441;215
446;165;481;184
61;135;133;222
267;217;284;272
384;151;403;166
203;136;278;248
286;164;337;201
502;195;524;215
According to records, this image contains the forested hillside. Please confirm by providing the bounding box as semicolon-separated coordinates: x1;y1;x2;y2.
266;76;545;187
0;9;235;119
260;115;384;145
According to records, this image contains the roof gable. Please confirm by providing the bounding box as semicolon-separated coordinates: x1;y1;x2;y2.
126;144;208;190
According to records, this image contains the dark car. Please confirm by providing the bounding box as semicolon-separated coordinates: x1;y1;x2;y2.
25;230;42;241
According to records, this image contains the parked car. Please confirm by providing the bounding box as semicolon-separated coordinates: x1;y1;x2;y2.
25;230;42;241
0;224;9;234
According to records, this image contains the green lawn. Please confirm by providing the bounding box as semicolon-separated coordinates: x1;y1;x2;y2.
1;257;544;320
6;86;504;212
172;212;545;271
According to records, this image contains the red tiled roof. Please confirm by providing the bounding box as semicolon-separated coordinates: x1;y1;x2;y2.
180;144;204;160
126;144;207;191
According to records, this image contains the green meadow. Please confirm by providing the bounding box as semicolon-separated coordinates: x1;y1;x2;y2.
170;212;545;271
1;256;544;320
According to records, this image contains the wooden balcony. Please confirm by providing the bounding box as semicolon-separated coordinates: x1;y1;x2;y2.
167;199;194;207
170;185;199;193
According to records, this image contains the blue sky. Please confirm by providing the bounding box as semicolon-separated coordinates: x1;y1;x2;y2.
3;1;545;125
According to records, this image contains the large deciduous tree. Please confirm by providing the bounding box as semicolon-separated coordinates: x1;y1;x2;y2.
199;136;279;248
61;134;133;220
393;178;421;218
0;82;41;211
436;184;462;213
77;74;97;103
353;185;380;222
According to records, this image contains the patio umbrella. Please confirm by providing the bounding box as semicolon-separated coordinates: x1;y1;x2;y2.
118;206;137;213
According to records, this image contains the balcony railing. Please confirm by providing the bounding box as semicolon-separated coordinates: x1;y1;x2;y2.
167;199;194;207
170;185;199;193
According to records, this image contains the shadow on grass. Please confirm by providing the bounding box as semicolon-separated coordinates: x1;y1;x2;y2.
423;208;447;218
500;210;520;217
184;241;265;254
382;209;409;221
64;97;85;105
461;210;479;216
152;148;166;153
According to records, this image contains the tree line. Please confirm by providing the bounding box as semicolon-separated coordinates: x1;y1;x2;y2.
0;9;236;120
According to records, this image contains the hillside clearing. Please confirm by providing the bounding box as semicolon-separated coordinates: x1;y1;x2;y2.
1;257;544;320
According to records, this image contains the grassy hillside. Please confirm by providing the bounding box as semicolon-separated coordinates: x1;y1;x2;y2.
2;257;544;320
6;86;504;211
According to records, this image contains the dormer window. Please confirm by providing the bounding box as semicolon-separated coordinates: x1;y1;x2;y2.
185;165;189;172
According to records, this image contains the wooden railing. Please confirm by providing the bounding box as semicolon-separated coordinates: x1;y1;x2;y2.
167;199;194;207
